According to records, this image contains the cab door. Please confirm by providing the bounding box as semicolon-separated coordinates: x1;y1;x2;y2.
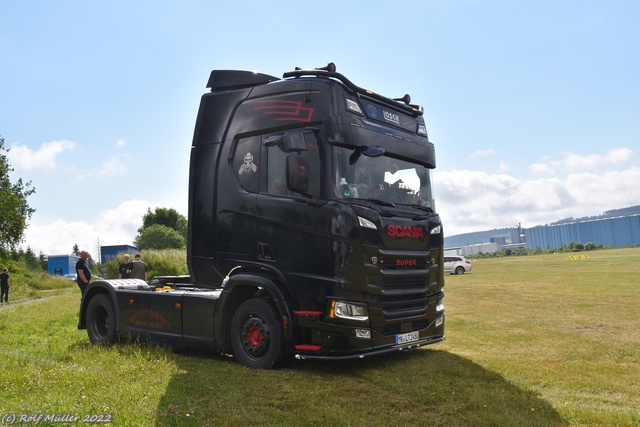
255;132;333;301
215;136;260;274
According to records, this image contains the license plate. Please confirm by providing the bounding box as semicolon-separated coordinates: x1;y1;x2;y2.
396;331;419;345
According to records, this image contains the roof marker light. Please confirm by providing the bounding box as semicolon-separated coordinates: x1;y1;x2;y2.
346;98;363;115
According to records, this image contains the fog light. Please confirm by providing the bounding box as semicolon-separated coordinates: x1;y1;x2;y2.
355;329;371;339
435;316;444;328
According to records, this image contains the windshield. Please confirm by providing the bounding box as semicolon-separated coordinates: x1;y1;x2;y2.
331;146;435;210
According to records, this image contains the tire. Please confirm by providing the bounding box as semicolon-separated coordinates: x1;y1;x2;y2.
231;298;286;369
86;294;117;345
455;266;465;275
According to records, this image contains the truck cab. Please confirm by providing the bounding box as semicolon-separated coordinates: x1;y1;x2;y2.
79;64;445;369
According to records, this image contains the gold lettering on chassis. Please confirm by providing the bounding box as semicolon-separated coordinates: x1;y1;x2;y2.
130;309;172;329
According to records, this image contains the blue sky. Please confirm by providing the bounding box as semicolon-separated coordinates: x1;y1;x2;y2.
1;0;639;257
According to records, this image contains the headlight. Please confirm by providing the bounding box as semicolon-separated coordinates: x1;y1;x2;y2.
358;216;377;229
430;225;441;235
329;301;369;321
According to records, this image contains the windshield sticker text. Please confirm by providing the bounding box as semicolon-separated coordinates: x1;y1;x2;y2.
383;110;400;125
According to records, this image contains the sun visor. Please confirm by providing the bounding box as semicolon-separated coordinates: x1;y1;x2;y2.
323;116;436;169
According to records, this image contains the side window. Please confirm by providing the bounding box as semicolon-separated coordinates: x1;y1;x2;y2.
233;136;261;193
266;141;290;196
265;133;320;198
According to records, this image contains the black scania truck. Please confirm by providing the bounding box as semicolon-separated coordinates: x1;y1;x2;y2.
79;63;445;369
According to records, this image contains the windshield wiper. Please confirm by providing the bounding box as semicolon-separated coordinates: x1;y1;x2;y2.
400;203;433;213
363;198;396;207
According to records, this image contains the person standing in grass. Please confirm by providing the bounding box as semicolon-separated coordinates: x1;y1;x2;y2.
75;251;91;295
0;268;10;303
118;253;133;279
130;253;148;281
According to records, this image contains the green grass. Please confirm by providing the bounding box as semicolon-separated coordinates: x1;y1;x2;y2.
1;248;639;426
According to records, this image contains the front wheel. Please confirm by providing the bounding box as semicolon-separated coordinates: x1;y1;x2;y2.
86;294;117;344
231;298;286;369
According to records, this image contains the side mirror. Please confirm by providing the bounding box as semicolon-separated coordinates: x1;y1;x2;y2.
286;155;309;194
349;145;385;165
283;133;307;152
263;133;308;152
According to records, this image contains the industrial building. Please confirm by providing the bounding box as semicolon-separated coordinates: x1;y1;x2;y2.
525;214;640;250
445;224;526;256
445;212;640;255
48;254;80;276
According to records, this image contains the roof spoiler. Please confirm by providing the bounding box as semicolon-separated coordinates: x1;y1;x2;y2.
207;70;280;91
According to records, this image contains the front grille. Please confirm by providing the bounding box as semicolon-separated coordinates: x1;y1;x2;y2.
380;320;430;336
362;228;383;246
429;232;443;249
382;274;428;291
382;295;428;320
381;255;429;270
362;227;439;335
382;295;429;312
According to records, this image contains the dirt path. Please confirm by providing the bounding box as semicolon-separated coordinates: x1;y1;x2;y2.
0;288;74;311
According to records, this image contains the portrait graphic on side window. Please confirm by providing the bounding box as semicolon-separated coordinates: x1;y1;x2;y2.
238;152;257;175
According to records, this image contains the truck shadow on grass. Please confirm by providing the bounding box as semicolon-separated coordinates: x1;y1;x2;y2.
155;348;566;426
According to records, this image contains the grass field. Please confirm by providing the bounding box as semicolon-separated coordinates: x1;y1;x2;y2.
1;248;639;426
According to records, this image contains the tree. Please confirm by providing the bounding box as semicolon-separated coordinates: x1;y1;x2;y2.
134;224;186;250
0;136;36;249
585;242;597;251
72;244;80;256
138;207;187;240
568;241;584;252
39;251;48;271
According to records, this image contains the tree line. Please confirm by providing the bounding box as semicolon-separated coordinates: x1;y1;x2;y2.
471;241;637;258
2;133;189;280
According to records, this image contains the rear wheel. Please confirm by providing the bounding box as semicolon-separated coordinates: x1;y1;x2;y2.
455;266;465;275
231;298;286;369
86;294;117;344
